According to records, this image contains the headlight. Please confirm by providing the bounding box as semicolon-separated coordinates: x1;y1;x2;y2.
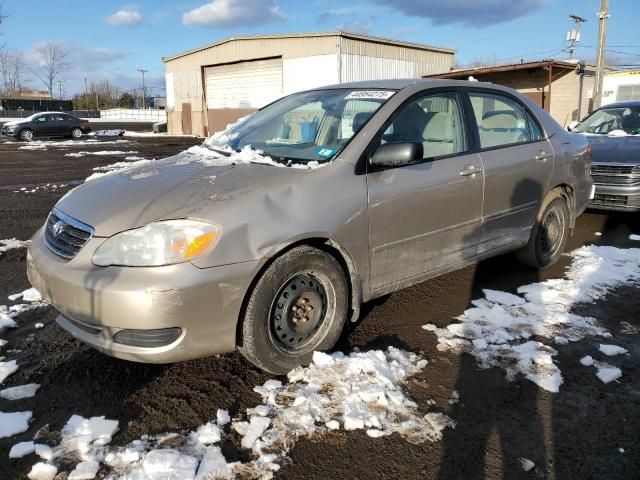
92;219;222;267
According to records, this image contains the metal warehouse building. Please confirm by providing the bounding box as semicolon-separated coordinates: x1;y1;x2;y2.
163;31;456;137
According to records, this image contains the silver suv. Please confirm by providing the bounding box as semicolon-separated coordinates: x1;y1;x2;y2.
27;79;593;373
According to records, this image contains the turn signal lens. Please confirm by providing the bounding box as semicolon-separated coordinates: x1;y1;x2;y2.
184;232;216;260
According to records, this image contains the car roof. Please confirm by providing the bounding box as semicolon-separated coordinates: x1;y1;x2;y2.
32;111;69;116
310;78;503;91
597;100;640;109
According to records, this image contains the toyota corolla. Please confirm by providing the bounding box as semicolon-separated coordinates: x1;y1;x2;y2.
27;79;592;374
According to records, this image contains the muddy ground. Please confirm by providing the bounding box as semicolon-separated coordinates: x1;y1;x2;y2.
0;133;638;479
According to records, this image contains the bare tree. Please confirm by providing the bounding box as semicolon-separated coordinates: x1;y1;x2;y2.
32;42;69;97
0;49;30;96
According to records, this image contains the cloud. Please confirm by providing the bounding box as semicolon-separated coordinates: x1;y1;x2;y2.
374;0;549;27
338;21;373;34
105;9;143;26
182;0;284;28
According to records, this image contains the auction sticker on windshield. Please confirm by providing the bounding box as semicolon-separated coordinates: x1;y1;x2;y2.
345;90;395;100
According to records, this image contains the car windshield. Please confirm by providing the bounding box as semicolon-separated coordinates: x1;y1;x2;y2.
574;105;640;135
205;88;395;164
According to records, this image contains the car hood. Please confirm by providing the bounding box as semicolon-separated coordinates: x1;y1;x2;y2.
2;119;28;127
586;134;640;165
55;150;317;237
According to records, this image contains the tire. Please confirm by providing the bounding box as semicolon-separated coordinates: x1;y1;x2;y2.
19;129;33;141
238;245;349;374
70;128;83;139
517;194;570;269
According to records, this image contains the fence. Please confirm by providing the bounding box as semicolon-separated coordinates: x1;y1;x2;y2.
99;109;167;122
0;109;100;119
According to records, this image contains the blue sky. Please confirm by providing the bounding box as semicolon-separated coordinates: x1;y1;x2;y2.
1;0;638;96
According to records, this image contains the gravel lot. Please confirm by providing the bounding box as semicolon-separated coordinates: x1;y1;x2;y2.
0;131;638;479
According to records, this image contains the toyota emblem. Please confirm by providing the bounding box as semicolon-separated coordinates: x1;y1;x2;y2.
52;221;65;238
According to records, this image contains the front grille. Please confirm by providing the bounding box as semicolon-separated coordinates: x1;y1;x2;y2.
590;164;638;176
590;193;628;207
44;209;94;259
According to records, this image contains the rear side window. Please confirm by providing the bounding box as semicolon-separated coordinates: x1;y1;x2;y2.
469;92;538;148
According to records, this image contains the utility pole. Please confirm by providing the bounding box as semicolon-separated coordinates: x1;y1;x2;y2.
84;78;89;112
593;0;609;109
56;80;63;100
566;14;587;60
137;69;148;109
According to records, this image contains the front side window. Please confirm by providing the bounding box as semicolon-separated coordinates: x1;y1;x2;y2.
574;105;640;135
380;92;467;159
469;93;534;148
208;89;395;164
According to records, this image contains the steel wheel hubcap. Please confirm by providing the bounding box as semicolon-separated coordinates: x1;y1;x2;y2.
271;274;327;350
539;206;564;258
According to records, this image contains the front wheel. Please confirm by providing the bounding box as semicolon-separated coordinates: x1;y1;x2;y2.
19;129;33;141
70;127;83;139
238;245;349;374
517;195;570;269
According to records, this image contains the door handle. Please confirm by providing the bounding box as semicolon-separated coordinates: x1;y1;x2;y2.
535;151;551;162
460;164;482;177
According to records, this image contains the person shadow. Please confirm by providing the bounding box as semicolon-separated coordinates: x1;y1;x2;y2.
437;178;548;479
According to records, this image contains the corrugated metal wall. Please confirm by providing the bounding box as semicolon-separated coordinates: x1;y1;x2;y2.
341;54;416;82
339;37;454;75
164;34;455;135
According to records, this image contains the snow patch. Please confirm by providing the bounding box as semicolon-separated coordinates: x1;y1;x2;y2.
519;457;535;472
580;355;595;366
423;245;640;391
65;150;138;158
85;159;154;182
0;410;32;438
184;144;325;170
90;348;449;479
9;287;43;302
599;344;628;356
10;441;36;458
27;462;57;480
0;359;19;383
594;362;622;384
0;383;40;400
630;234;640;241
0;238;29;255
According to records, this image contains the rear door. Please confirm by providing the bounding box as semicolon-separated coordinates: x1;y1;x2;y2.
466;90;552;249
50;114;68;136
367;90;484;292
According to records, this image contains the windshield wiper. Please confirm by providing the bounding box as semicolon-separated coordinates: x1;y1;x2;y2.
202;144;233;157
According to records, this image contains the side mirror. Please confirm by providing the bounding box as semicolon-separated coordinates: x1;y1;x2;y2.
566;120;579;132
370;142;424;168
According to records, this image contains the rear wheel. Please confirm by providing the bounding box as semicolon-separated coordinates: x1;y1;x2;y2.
19;129;33;141
70;127;83;139
238;245;349;374
517;194;570;269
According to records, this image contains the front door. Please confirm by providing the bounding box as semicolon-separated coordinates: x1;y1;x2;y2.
467;91;553;249
32;115;51;137
367;91;484;292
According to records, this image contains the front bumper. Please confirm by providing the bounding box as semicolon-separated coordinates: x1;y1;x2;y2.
27;227;261;363
1;127;16;136
588;183;640;211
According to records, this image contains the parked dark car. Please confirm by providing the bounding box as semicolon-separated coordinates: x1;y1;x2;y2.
0;112;92;141
27;79;592;373
571;101;640;210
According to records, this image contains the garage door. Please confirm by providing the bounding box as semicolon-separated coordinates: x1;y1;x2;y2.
205;58;283;110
